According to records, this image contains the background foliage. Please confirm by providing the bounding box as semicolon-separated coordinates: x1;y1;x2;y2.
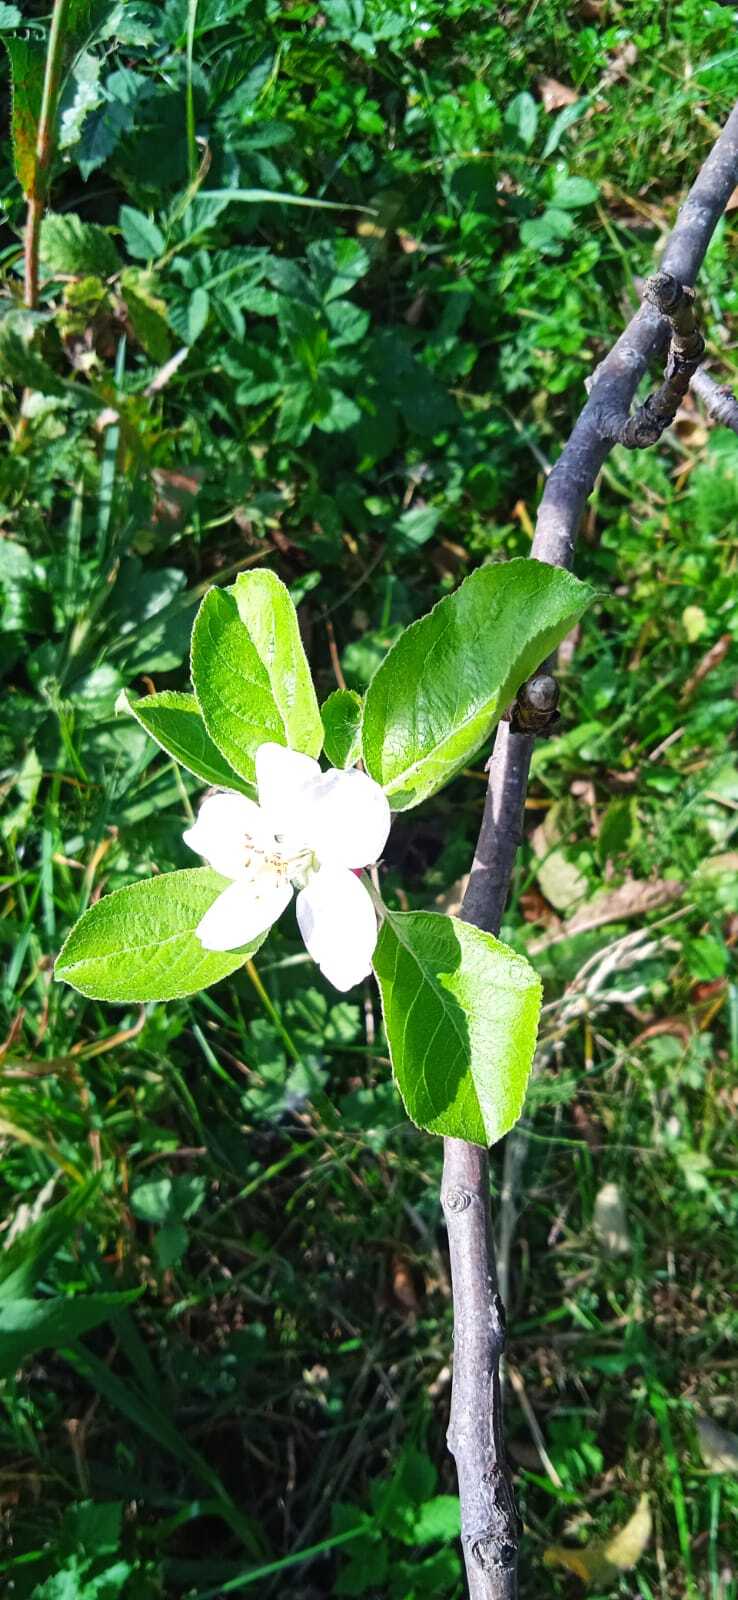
1;1;737;1595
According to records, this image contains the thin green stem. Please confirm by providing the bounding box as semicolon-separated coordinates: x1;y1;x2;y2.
185;0;199;181
244;958;302;1065
195;1523;372;1596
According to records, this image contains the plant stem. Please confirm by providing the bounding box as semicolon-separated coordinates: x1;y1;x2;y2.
185;0;199;182
244;958;302;1065
24;0;72;309
443;98;738;1600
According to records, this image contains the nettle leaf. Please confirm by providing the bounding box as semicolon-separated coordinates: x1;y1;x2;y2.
191;569;322;784
4;35;44;197
119;205;165;261
55;869;261;1002
40;212;121;277
373;911;542;1145
122;691;255;794
321;688;363;769
363;559;595;810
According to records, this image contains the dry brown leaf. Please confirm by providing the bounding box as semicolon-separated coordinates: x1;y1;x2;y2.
696;1414;738;1474
698;851;738;880
531;811;589;913
538;76;578;112
599;40;638;90
530;877;682;952
389;1252;422;1316
544;1494;652;1584
569;877;683;931
151;467;203;527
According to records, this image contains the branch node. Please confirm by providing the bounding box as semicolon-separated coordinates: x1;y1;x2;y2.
507;673;560;735
468;1465;522;1571
598;273;707;449
642;270;682;314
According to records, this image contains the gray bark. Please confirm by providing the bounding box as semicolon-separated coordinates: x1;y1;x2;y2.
442;100;738;1600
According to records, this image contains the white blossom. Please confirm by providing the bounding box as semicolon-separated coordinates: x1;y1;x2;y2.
183;743;390;992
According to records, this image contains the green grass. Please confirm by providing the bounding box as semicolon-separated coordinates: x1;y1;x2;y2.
1;0;737;1595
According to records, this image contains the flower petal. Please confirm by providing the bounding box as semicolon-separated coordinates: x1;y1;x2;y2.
196;872;293;951
183;791;274;880
302;768;391;869
255;743;322;837
296;866;378;991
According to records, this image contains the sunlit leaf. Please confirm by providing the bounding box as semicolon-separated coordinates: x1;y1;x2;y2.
363;560;595;811
373;911;541;1145
55;869;263;1001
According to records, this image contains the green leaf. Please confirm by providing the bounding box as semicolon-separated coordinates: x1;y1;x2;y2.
334;1538;388;1595
4;36;44;196
74;65;144;178
154;1222;189;1270
63;0;111;65
40;212;121;277
119;205;165;260
232;569;322;754
131;1175;206;1224
191;571;322;784
372;911;542;1145
391;504;442;553
597;796;640;866
191;588;285;783
504;90;538;149
121;690;254;794
410;1495;461;1547
0;311;68;399
321;688;363;768
55;869;262;1001
0;1292;140;1379
187;285;210;344
362;559;595;810
542;96;590;158
0;5;22;28
119;268;171;362
552;175;600;208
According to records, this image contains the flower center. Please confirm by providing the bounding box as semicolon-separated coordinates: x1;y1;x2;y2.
243;833;316;887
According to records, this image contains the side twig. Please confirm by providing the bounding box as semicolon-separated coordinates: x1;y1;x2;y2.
595;272;705;447
691;366;738;435
442;99;738;1600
